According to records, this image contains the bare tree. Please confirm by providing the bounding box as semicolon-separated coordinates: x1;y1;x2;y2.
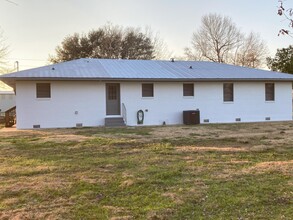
96;23;123;59
232;32;268;68
184;47;203;61
0;29;9;74
144;26;172;60
185;14;268;68
187;13;243;63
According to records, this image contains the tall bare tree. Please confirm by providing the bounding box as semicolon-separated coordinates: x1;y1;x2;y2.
0;29;9;74
185;14;268;68
187;13;243;63
232;32;268;68
144;26;172;60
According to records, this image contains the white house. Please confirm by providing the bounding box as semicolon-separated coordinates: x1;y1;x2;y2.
0;58;293;129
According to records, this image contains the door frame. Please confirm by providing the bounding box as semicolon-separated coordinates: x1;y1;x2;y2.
106;83;121;115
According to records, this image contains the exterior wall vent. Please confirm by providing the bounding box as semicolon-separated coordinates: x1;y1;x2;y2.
76;123;83;128
235;118;241;122
33;125;40;129
203;119;209;123
265;117;271;121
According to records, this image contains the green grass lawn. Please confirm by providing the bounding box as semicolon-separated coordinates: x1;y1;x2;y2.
0;122;292;219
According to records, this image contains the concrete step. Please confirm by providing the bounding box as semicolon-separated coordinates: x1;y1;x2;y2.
105;117;126;127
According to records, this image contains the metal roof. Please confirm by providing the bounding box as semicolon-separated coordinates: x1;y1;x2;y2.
1;58;293;87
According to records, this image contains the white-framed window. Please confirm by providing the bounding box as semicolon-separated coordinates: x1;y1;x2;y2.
183;83;194;96
36;83;51;98
265;83;275;101
142;83;154;97
223;83;233;102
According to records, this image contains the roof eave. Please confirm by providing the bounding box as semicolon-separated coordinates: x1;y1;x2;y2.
1;77;293;82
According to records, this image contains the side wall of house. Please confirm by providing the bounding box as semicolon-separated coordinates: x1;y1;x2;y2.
16;81;105;129
15;81;292;129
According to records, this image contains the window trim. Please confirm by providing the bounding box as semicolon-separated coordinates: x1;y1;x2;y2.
36;83;51;99
223;83;234;102
265;83;275;102
142;83;154;98
183;83;194;97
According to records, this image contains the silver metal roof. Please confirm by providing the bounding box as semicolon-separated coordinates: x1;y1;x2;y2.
1;58;293;86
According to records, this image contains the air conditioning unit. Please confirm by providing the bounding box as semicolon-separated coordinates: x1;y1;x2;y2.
183;110;200;125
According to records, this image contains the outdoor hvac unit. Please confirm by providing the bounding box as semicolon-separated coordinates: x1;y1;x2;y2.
183;110;200;125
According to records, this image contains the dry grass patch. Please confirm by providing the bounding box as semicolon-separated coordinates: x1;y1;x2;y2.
40;134;92;143
0;198;71;220
176;145;247;152
244;160;293;175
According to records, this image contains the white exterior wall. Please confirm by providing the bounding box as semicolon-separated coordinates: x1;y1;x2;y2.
16;81;105;129
15;81;292;129
122;82;292;125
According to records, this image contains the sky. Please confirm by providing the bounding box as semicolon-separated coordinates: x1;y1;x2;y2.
0;0;292;71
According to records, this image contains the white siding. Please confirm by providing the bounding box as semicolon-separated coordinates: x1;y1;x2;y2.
122;82;292;125
15;81;292;129
16;81;105;129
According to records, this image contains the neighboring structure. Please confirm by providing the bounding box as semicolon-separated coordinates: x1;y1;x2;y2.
0;58;293;129
0;90;16;115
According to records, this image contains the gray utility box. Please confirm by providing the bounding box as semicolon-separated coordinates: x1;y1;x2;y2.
183;110;200;125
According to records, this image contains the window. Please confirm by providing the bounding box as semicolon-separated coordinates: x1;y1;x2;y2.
36;83;51;98
108;84;117;100
142;83;154;97
265;83;275;101
183;84;194;96
223;83;233;102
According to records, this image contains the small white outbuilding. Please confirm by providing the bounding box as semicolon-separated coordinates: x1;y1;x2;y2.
0;90;16;114
0;58;293;129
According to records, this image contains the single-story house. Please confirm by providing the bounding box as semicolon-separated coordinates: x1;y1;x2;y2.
0;58;293;129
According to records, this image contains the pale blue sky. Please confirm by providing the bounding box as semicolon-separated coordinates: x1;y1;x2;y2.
0;0;291;70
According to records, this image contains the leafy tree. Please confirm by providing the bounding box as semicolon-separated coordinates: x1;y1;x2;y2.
267;45;293;73
185;13;268;68
49;24;163;63
121;28;154;59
